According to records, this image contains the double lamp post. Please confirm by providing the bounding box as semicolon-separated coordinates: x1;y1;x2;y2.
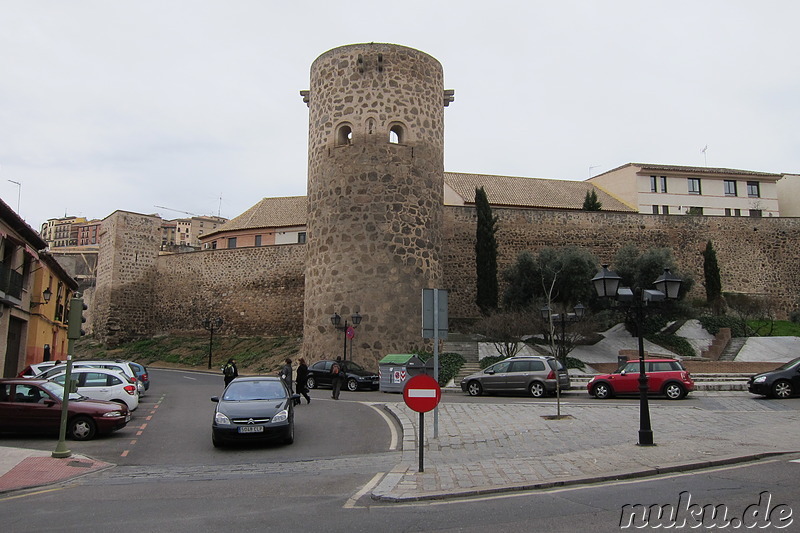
330;311;362;363
591;265;682;446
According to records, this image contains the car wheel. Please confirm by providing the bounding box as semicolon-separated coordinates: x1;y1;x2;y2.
529;381;545;398
772;380;793;399
306;376;316;389
466;380;483;396
346;378;358;392
593;382;612;400
68;416;97;441
284;421;295;445
664;382;686;400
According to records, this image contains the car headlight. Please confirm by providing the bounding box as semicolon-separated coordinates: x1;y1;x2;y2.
753;376;766;384
588;376;596;383
215;412;231;425
272;409;289;423
102;411;124;418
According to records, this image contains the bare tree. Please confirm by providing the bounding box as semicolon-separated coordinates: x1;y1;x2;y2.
472;309;538;359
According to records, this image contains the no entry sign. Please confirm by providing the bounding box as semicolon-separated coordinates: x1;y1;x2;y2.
403;374;441;413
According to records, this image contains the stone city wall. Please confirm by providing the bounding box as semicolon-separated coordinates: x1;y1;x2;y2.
151;245;306;337
441;206;800;319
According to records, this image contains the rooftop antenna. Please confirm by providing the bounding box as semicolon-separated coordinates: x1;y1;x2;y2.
7;179;21;213
701;145;708;166
218;194;222;217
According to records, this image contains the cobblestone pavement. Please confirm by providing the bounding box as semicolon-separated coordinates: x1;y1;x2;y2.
371;395;800;501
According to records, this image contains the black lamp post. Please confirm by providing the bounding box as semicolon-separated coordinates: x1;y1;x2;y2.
591;265;682;446
202;317;223;369
31;287;53;308
330;311;362;363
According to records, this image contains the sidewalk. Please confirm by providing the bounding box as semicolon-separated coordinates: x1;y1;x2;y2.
0;447;112;494
371;395;800;501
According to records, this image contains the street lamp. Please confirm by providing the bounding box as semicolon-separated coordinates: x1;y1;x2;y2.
540;302;586;416
30;287;53;307
202;317;223;369
330;310;362;363
591;265;682;446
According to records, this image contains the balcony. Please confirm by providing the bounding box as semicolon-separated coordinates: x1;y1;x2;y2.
0;260;23;305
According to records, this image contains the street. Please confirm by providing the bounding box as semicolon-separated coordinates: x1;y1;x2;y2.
0;368;798;532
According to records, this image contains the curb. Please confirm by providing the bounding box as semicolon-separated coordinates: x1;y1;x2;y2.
370;451;797;502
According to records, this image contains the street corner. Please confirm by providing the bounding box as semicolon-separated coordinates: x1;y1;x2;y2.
0;454;113;494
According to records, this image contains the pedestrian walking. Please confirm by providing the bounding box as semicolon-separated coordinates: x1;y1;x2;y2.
280;358;294;395
222;358;238;387
296;357;311;404
331;356;345;400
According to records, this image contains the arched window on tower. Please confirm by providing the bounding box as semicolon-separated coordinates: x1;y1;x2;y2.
336;124;353;146
389;124;404;144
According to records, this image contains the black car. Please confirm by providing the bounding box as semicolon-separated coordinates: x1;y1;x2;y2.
211;376;298;447
748;357;800;399
305;360;379;392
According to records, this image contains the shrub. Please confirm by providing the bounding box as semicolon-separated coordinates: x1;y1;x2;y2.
646;333;696;359
415;351;465;387
479;355;505;369
698;315;749;337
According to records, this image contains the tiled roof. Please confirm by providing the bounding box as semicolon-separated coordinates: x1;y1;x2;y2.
443;172;636;212
598;163;783;179
204;196;307;237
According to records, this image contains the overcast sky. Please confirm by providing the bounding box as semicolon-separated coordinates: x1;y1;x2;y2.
2;1;799;231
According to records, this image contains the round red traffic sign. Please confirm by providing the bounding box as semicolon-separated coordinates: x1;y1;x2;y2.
403;374;441;413
345;326;355;339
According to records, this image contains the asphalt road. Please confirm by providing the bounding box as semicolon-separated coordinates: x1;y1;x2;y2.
1;369;797;532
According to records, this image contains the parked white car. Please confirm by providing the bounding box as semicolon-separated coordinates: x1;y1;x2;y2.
36;361;144;396
48;367;139;411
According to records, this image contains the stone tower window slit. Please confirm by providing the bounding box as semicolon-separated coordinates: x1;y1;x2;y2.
336;124;353;146
389;124;404;144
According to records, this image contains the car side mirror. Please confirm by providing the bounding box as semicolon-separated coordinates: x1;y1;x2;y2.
485;370;494;375
620;370;626;376
211;396;219;402
44;399;56;407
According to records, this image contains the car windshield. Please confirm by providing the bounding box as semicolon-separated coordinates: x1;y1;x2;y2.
776;357;800;371
223;381;287;401
345;362;364;372
40;381;81;401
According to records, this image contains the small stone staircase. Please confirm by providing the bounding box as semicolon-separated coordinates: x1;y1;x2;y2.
443;333;481;384
719;337;747;361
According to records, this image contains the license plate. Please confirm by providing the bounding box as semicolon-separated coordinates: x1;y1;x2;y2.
238;426;264;434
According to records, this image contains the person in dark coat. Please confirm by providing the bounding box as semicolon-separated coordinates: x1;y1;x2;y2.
295;357;311;404
222;358;238;387
280;358;294;394
331;356;346;400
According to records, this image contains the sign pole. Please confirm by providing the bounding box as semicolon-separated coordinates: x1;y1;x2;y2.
419;412;425;472
433;289;439;439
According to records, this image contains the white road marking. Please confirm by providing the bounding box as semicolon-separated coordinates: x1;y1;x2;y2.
344;472;384;509
364;402;399;451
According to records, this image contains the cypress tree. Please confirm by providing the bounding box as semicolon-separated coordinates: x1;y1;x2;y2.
475;187;498;315
703;240;722;307
583;189;602;211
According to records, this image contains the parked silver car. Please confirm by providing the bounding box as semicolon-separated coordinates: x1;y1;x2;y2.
460;355;570;398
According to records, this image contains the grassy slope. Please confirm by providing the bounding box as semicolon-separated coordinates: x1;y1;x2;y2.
74;334;303;376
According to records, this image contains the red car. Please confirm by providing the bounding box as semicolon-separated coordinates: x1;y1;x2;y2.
587;358;694;400
0;378;130;440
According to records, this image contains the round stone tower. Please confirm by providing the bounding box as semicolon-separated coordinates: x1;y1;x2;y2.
302;43;449;366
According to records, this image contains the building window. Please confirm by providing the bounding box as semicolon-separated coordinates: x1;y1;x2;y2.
298;232;307;244
688;178;701;195
747;181;760;198
725;208;732;216
687;206;703;215
652;205;659;214
227;237;237;249
650;176;657;193
659;176;667;193
255;235;262;247
662;205;669;215
749;209;763;218
724;180;737;196
735;209;741;216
